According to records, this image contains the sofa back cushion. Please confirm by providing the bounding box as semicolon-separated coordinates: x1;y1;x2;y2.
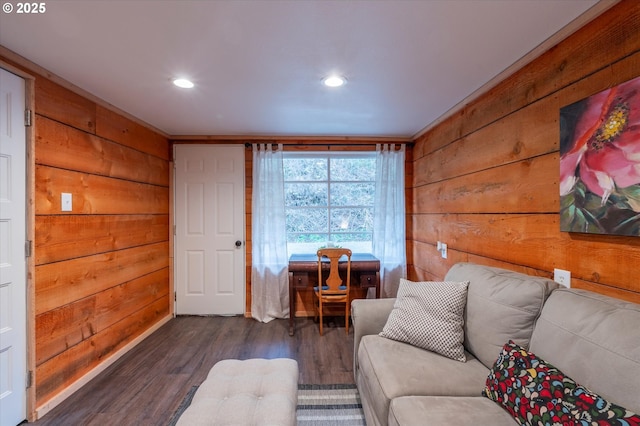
444;262;558;368
529;288;640;413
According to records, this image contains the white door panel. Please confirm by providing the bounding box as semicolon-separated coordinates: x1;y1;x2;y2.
0;68;27;425
175;145;245;315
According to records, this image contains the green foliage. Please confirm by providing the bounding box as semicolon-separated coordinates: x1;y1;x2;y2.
283;158;327;181
561;179;640;235
330;158;376;181
331;183;375;206
284;155;375;245
285;183;327;207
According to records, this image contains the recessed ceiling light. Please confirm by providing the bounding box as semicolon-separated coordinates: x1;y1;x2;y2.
173;78;194;89
323;75;346;88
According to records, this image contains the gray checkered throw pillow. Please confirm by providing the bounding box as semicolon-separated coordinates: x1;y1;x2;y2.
380;278;469;362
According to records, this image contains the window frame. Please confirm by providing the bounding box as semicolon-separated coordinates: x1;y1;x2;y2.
283;151;376;254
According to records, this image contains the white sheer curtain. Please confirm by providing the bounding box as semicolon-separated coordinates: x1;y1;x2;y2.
372;144;406;298
251;143;289;322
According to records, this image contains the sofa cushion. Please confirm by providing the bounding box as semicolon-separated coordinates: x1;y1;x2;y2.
484;341;640;425
379;279;469;362
356;335;489;425
444;263;558;368
388;396;516;426
529;288;640;414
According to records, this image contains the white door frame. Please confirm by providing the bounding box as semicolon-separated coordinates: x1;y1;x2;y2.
0;61;35;422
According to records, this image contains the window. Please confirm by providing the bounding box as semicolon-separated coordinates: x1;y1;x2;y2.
283;152;376;254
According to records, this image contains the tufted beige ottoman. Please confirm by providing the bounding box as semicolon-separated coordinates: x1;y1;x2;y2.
176;358;299;426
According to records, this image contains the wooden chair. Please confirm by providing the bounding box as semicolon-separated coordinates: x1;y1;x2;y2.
314;248;352;335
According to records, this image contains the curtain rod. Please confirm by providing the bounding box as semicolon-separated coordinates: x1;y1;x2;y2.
245;142;406;150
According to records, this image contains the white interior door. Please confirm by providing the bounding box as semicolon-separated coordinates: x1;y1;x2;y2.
0;68;27;425
175;145;245;315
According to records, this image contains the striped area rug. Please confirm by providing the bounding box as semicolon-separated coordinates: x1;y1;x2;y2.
296;384;366;425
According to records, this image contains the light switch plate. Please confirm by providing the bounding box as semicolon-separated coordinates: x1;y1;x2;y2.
61;192;72;212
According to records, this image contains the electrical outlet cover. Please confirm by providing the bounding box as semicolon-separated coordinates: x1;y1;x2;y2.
61;192;72;212
553;268;571;288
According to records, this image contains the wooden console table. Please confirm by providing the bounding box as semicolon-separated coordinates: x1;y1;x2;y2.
288;253;380;336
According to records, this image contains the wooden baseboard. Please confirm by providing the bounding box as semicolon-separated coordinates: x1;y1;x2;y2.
35;314;173;420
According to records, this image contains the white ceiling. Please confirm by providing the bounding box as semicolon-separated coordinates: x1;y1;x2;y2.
0;0;605;139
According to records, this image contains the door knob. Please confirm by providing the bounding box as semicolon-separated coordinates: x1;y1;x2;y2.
235;240;242;247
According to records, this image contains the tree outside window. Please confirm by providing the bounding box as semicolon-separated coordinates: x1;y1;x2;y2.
284;153;375;254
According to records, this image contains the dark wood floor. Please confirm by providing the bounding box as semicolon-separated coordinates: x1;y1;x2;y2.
31;315;355;425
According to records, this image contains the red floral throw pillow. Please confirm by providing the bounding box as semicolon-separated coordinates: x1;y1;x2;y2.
483;341;640;426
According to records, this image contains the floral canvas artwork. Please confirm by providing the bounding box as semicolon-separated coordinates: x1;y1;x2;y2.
560;76;640;235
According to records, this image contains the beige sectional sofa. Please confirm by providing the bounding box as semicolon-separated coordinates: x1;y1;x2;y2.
351;262;640;425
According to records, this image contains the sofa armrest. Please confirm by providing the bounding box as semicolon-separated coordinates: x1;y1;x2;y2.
351;298;396;378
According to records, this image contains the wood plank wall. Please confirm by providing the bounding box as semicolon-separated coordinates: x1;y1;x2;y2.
33;79;171;406
408;0;640;304
0;51;173;409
